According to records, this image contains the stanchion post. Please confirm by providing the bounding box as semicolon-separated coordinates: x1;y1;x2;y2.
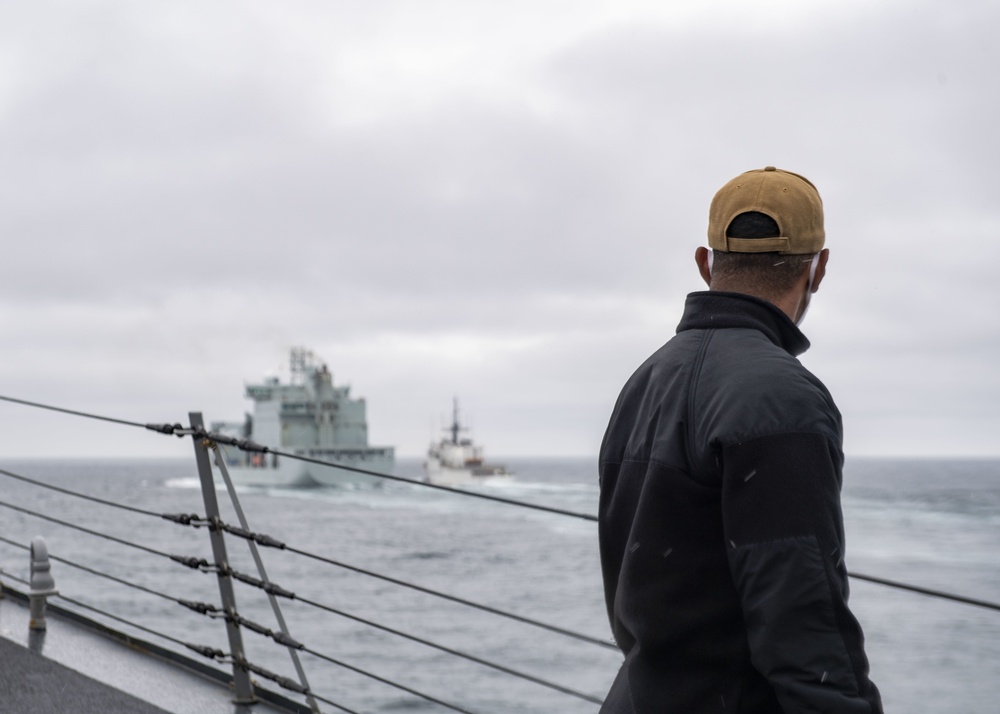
189;411;256;705
28;537;58;630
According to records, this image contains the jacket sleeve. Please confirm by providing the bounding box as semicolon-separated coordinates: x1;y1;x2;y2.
721;432;882;714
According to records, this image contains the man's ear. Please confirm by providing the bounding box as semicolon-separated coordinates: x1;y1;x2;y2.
695;247;712;287
810;249;830;293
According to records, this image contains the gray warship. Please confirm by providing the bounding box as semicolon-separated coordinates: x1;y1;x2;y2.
424;398;513;486
212;347;394;487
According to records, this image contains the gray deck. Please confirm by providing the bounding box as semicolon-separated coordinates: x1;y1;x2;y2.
0;635;173;714
0;588;301;714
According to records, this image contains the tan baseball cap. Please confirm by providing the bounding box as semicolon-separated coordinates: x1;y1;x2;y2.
707;166;825;254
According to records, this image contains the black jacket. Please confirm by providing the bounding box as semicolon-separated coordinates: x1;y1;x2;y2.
599;291;881;713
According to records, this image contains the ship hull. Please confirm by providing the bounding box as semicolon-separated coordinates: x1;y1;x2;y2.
225;448;394;488
308;449;395;487
424;458;513;487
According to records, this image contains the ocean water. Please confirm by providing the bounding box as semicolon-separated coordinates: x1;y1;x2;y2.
0;455;998;713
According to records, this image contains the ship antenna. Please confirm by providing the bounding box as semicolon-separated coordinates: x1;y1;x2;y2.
290;347;304;385
451;397;461;444
289;346;318;385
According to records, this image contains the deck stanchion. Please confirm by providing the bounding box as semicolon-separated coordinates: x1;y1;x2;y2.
189;411;256;705
28;537;58;630
212;448;321;713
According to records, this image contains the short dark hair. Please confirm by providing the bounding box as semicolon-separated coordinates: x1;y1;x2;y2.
711;212;815;299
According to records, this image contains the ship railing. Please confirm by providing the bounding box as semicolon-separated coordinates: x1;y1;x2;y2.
0;396;618;713
1;394;999;714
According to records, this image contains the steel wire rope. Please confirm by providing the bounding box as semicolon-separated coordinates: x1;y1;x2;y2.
222;656;359;714
290;591;605;705
0;466;165;519
223;609;478;714
216;539;607;704
214;548;609;705
0;536;271;634
0;497;189;563
266;446;598;522
190;589;485;714
0;535;182;605
62;595;191;648
298;645;483;714
0;394;150;429
0;556;211;649
281;529;1000;639
281;543;617;651
849;571;1000;613
0;534;231;648
1;571;30;588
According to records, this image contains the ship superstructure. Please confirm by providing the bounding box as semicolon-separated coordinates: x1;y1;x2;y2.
213;347;394;487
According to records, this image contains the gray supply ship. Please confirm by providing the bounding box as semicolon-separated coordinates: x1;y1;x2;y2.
212;347;394;487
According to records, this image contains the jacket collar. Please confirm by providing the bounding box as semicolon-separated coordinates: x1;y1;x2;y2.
676;291;811;356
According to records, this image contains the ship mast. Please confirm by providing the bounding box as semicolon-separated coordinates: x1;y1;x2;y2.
450;397;464;444
289;346;316;385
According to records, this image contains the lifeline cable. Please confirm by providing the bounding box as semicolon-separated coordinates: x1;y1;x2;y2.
282;544;617;651
283;534;1000;634
267;446;598;522
0;537;237;621
221;558;608;704
224;657;358;714
0;535;180;604
54;592;197;651
212;437;594;521
0;498;213;574
0;394;151;429
1;572;29;586
300;645;482;714
0;498;174;560
221;612;487;714
290;591;605;705
849;571;1000;613
170;595;443;714
0;466;165;519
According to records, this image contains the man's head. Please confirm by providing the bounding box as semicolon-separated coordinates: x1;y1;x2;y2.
695;166;829;323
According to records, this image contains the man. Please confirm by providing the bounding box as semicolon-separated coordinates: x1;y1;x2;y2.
598;167;882;713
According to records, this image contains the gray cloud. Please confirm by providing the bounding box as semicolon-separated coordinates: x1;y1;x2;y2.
1;0;997;458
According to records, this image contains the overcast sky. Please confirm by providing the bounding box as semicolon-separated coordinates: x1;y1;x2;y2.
1;0;997;460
